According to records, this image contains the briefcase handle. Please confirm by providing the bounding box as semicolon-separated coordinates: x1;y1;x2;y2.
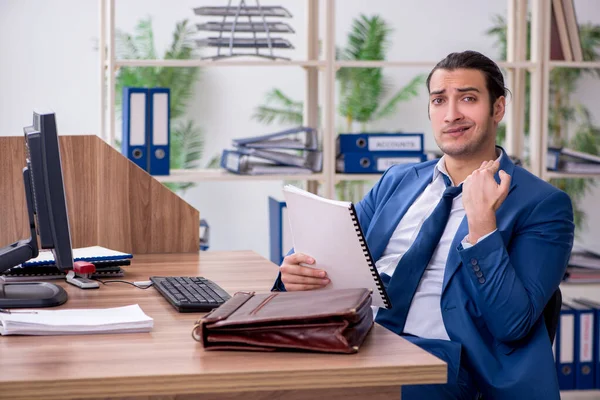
192;291;255;342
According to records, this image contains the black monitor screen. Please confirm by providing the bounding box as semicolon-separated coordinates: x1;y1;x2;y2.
24;111;74;271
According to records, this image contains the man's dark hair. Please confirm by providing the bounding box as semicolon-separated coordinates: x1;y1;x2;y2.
426;50;509;115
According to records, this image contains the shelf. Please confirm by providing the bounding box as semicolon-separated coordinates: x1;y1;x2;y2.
549;61;600;69
113;59;538;70
334;61;537;69
335;173;383;182
156;170;386;183
113;59;325;68
545;171;600;180
154;169;325;183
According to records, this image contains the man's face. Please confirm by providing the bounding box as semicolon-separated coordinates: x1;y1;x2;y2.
428;68;504;158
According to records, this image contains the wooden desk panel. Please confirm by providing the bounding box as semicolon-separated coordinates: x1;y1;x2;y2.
0;135;199;254
0;251;446;400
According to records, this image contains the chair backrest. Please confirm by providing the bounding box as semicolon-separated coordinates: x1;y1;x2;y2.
543;288;562;344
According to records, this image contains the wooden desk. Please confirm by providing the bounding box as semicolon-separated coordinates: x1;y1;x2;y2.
0;251;446;400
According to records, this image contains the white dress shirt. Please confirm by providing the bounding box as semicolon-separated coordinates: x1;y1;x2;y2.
372;151;501;340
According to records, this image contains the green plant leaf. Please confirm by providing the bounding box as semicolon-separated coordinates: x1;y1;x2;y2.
252;106;304;126
251;88;303;125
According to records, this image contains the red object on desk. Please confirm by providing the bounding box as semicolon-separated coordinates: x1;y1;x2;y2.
73;261;96;274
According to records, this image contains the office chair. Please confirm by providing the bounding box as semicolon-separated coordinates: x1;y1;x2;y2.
544;288;562;344
475;288;562;400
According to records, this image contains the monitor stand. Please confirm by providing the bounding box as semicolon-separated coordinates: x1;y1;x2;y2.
0;169;69;308
0;280;68;308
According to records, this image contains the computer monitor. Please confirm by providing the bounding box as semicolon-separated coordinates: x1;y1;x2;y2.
0;111;72;308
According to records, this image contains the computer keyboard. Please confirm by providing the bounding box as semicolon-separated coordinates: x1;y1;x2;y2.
150;276;231;312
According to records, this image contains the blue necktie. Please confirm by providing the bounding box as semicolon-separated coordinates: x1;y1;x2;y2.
375;174;462;335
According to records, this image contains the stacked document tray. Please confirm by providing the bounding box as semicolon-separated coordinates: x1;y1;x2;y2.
196;37;293;49
194;6;292;17
194;3;295;60
197;22;294;33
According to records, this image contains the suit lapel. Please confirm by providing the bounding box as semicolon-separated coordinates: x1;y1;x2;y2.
366;165;433;261
441;148;518;294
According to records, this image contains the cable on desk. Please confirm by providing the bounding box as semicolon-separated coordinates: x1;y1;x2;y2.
92;278;154;289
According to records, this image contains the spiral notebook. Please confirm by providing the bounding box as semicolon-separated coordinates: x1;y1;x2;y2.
22;246;133;267
282;185;390;308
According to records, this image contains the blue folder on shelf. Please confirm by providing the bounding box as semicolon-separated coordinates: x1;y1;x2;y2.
200;219;210;251
564;299;595;389
122;87;149;171
574;298;600;389
268;197;291;265
233;127;318;150
220;149;313;175
148;88;171;176
556;303;576;390
336;152;426;173
337;133;424;154
235;146;323;172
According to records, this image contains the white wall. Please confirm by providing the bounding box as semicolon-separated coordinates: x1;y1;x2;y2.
1;0;599;259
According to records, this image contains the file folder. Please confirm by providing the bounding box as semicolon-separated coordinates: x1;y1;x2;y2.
220;149;313;175
268;197;293;265
564;299;595;389
336;152;426;173
556;304;576;390
337;133;424;154
200;219;210;251
148;88;170;176
547;147;562;170
122;87;149;171
235;147;322;172
232;127;318;150
574;298;600;389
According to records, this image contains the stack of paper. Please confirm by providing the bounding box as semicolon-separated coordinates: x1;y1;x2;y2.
0;304;153;335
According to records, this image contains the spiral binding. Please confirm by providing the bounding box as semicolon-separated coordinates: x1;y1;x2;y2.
348;204;391;309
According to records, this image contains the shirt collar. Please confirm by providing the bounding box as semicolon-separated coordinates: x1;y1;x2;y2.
433;147;504;186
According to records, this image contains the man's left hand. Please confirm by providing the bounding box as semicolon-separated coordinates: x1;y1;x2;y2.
463;160;511;244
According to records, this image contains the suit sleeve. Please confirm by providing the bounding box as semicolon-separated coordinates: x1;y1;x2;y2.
457;190;574;343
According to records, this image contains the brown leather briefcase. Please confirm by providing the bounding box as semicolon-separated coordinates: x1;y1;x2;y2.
192;288;374;353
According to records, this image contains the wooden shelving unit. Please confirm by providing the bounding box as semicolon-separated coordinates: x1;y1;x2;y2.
98;0;547;198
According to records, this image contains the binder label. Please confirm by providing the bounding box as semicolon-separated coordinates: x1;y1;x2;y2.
152;93;169;146
581;313;593;362
560;314;574;363
225;152;240;171
377;156;425;171
368;136;421;152
130;93;146;146
547;151;559;169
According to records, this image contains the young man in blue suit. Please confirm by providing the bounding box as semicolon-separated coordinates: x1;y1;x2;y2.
272;50;575;399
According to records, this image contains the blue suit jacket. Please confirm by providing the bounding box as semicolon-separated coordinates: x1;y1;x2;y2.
274;151;574;399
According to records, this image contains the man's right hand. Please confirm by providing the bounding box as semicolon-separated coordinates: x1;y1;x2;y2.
279;252;330;291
